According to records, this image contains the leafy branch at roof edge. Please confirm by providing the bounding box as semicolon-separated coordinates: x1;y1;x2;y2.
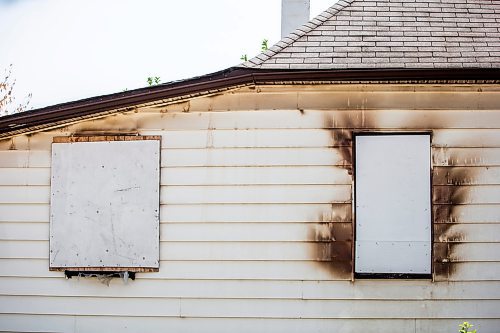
0;64;32;116
240;38;269;62
138;38;269;90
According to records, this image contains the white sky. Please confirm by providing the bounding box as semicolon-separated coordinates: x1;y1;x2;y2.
0;0;334;109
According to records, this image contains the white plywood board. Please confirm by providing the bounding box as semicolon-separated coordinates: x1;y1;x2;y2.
355;135;431;274
50;139;160;269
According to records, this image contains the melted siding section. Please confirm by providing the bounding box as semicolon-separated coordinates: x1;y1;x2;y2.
0;85;499;332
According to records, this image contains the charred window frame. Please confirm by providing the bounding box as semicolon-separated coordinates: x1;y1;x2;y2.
49;135;161;277
353;132;432;279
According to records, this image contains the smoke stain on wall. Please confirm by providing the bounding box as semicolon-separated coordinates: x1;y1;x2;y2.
432;151;478;281
312;111;480;281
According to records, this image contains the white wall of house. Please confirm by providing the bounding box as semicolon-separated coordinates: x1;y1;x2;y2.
0;84;499;332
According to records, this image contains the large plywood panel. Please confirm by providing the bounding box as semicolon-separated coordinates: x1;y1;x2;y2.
355;135;431;274
50;139;160;270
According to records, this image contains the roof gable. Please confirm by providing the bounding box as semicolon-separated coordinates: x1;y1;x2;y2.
242;0;500;69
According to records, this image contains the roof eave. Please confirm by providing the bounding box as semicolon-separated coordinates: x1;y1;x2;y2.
1;67;499;138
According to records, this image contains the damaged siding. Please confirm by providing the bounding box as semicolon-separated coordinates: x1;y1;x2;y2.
0;84;500;332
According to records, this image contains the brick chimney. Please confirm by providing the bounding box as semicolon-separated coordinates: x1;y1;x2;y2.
281;0;310;38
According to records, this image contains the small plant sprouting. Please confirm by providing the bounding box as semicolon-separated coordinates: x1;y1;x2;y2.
261;38;269;51
147;76;161;86
239;38;269;62
459;322;477;333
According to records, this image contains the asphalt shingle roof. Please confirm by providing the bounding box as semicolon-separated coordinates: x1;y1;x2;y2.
242;0;500;69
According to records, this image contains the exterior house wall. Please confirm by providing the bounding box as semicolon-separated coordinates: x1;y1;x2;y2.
0;84;499;332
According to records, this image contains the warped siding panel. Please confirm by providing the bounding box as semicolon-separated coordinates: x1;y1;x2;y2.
432;147;500;166
161;166;351;185
433;166;500;185
434;224;500;243
160;203;352;223
433;185;500;205
161;185;351;204
0;168;50;186
432;129;500;148
432;204;500;223
162;148;348;167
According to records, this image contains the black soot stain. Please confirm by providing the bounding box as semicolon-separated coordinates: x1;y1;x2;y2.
308;213;353;279
432;155;477;281
323;113;354;176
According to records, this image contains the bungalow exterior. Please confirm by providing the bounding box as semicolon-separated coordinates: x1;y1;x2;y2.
0;0;499;332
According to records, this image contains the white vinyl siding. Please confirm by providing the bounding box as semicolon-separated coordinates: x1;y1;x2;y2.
0;85;500;332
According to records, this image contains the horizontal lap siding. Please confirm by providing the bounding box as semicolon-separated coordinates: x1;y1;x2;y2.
1;107;500;332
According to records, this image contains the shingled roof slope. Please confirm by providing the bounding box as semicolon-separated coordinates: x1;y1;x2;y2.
241;0;500;69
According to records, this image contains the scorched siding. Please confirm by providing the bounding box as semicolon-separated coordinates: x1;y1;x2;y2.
0;84;499;332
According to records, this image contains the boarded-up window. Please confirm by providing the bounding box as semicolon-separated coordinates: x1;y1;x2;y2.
354;134;431;276
49;136;161;272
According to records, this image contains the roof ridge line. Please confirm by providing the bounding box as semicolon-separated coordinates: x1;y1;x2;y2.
239;0;355;68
